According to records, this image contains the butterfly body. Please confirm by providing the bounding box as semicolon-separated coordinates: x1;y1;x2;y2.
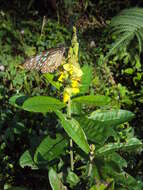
24;47;65;73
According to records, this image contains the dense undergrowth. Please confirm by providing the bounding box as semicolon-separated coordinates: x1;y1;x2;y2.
0;1;143;190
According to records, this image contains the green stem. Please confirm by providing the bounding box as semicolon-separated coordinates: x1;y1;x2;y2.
70;138;74;171
67;98;74;171
88;144;95;177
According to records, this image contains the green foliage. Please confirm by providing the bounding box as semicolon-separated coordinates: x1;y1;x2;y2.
22;96;65;112
89;109;135;126
19;150;38;170
106;7;143;59
12;74;142;189
96;138;142;156
80;64;93;94
0;2;143;190
48;168;67;190
72;95;111;106
55;110;90;154
34;134;68;165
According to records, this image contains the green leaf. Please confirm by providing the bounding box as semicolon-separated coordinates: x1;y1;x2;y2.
55;110;90;154
44;73;62;90
107;152;127;170
123;68;134;74
111;171;143;190
49;168;67;190
90;184;107;190
66;170;80;188
76;116;116;145
22;96;65;113
89;109;135;126
34;134;68;165
96;138;142;156
71;102;82;115
90;178;115;190
135;56;141;71
72;95;111;106
80;64;93;94
9;94;28;108
19;150;38;169
106;8;143;58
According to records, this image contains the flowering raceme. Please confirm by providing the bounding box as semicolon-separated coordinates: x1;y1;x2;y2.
58;27;83;103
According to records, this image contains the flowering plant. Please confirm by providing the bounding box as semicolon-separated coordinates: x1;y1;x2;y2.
10;27;143;190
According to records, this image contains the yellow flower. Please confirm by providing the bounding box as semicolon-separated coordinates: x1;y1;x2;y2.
71;80;79;88
72;65;83;77
63;64;72;71
58;71;69;82
63;87;72;103
58;72;65;82
72;87;79;94
63;91;70;103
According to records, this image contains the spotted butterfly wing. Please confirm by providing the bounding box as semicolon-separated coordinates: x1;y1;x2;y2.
24;47;65;73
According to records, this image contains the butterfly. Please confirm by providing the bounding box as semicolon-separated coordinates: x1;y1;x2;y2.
23;47;65;73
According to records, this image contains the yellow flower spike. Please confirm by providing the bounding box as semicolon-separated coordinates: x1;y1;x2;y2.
61;27;82;103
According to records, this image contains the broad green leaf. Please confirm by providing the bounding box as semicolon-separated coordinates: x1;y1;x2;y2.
22;96;65;113
111;171;143;190
96;138;142;156
9;94;27;108
76;116;117;145
55;110;90;154
72;95;110;106
49;168;67;190
107;152;127;169
80;64;93;94
89;109;135;126
71;102;82;115
19;150;38;169
34;134;68;164
66;170;80;188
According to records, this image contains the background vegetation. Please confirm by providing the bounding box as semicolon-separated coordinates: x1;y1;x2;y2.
0;0;143;189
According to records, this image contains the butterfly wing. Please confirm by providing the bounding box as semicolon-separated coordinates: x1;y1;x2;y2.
23;47;65;73
24;52;46;71
41;47;65;73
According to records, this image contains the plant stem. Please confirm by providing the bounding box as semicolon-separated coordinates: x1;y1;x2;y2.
88;144;95;177
70;138;74;171
40;15;46;38
67;97;74;171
